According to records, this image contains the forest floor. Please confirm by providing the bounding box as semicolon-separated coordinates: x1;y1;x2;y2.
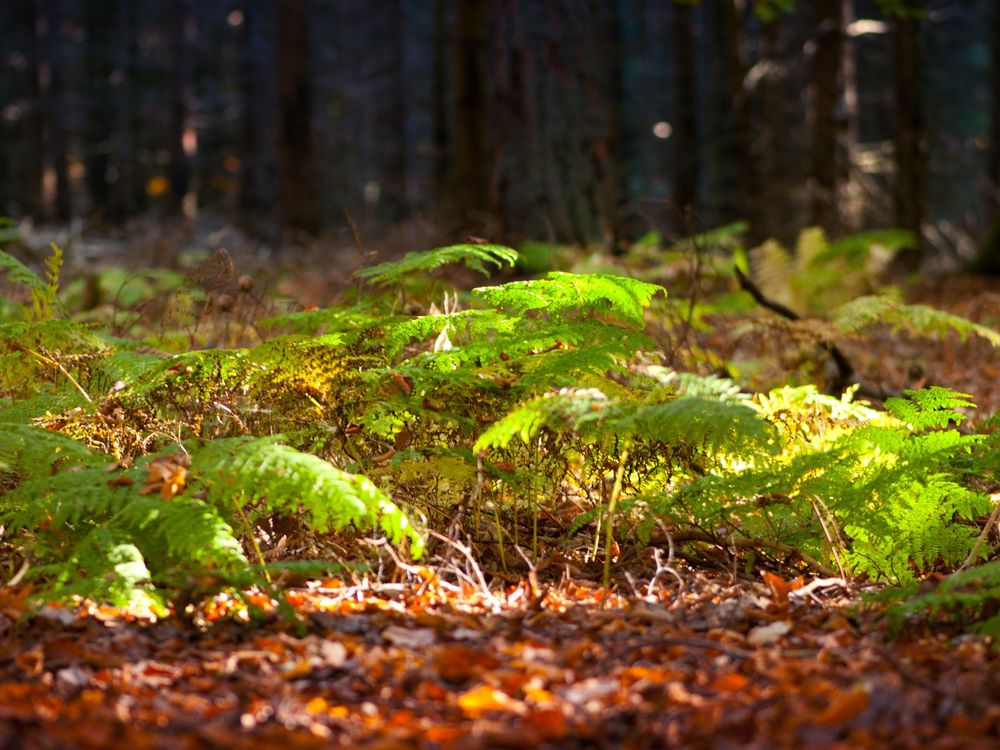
2;234;1000;747
0;571;997;749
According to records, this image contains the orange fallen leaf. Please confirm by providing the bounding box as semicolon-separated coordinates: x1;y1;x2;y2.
526;708;567;740
815;685;870;726
457;684;520;717
709;672;749;693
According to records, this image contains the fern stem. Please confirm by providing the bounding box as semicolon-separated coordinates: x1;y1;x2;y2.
15;344;93;405
808;495;849;582
235;503;271;585
955;492;1000;573
493;501;507;573
602;449;629;590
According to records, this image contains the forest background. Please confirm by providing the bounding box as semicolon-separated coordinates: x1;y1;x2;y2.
2;0;999;268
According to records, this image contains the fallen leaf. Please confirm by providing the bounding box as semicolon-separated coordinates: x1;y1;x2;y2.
747;620;792;645
382;625;436;649
814;684;870;726
457;685;521;717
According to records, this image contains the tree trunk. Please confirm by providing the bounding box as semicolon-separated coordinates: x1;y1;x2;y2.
757;19;785;243
892;1;924;258
448;0;489;232
671;0;698;220
167;0;193;217
990;0;1000;199
383;0;408;223
809;0;843;235
15;0;45;218
84;0;116;218
112;0;141;219
276;0;321;236
237;0;262;220
839;0;861;231
718;0;757;237
42;0;71;222
432;0;449;205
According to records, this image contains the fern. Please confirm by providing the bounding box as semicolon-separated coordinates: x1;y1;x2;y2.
190;437;424;557
888;560;1000;638
474;272;664;329
832;294;1000;347
354;244;518;286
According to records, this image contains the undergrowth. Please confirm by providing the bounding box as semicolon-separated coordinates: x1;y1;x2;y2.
1;233;999;637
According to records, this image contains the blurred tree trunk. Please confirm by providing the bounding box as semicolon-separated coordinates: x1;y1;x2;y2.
448;0;488;232
14;0;45;218
432;0;448;204
276;0;321;235
237;0;262;220
671;0;698;221
892;1;924;259
112;0;141;219
168;0;193;216
809;0;842;235
757;18;784;243
718;0;757;237
384;0;408;223
596;2;626;252
84;0;116;218
42;0;71;222
839;0;861;231
974;2;1000;274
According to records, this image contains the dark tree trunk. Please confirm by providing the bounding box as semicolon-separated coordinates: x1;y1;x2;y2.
991;1;1000;198
671;0;698;220
15;0;45;218
718;0;757;237
892;1;924;257
383;0;408;223
237;0;262;220
809;0;843;235
597;2;627;252
840;0;860;231
757;19;784;243
432;0;449;203
42;0;71;222
84;0;117;218
111;0;141;219
276;0;321;236
448;0;488;232
167;0;193;216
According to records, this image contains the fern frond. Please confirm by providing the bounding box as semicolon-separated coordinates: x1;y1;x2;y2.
355;244;518;286
474;388;611;452
0;423;106;481
473;273;664;329
749;239;797;312
890;560;1000;637
0;249;49;298
884;386;976;429
190;437;424;557
833;295;1000;347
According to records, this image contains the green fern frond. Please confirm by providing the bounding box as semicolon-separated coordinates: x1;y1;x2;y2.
833;295;1000;347
615;397;777;458
817;229;915;266
355;244;518;286
639;366;747;402
0;248;49;298
474;388;611;452
668;222;748;253
889;560;1000;638
259;303;402;344
884;386;976;429
474;272;664;329
0;423;106;480
190;437;424;557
